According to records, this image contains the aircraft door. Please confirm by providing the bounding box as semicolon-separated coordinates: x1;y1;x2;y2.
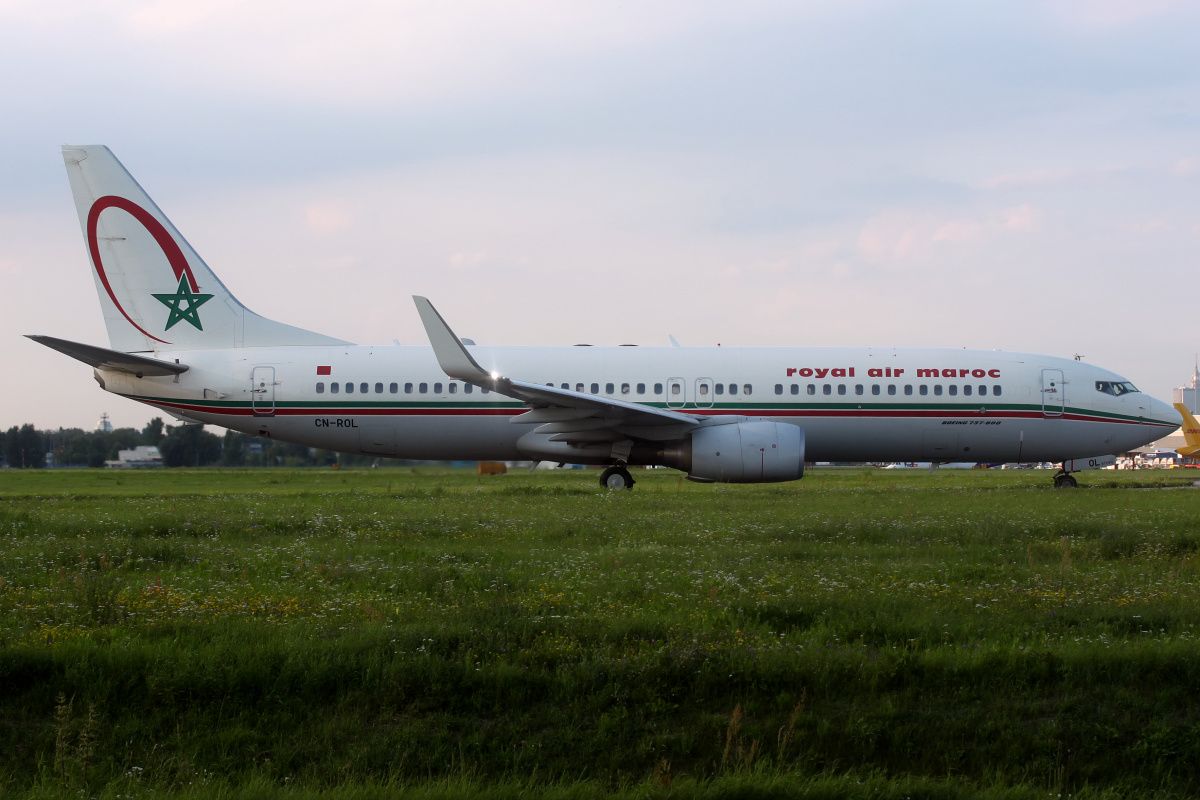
666;377;686;409
1041;369;1064;417
251;366;276;416
695;378;713;409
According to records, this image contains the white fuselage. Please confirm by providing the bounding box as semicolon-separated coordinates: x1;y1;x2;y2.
96;344;1177;465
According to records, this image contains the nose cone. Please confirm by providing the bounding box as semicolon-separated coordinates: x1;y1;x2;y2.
1151;396;1180;430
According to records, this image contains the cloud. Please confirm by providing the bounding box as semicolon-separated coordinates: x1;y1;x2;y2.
304;200;353;235
1002;205;1037;231
1131;219;1173;234
932;220;981;243
979;169;1074;190
1173;158;1200;176
1049;0;1192;30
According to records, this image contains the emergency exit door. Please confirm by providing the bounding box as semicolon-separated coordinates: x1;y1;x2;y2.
1041;369;1064;417
251;366;276;416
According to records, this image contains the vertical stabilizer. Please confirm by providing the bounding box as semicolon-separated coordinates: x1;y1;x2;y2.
62;145;349;352
1174;403;1200;458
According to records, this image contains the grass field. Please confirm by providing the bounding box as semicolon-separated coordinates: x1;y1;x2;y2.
3;466;1200;799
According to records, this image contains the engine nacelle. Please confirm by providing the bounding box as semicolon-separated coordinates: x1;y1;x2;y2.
662;421;805;483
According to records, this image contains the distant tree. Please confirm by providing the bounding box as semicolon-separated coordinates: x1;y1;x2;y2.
159;424;222;467
2;426;14;468
264;441;313;467
87;432;112;468
46;427;86;467
142;417;166;447
219;429;246;466
107;428;142;461
4;424;44;469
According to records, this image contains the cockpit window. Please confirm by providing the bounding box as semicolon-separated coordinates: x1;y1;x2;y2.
1096;381;1139;396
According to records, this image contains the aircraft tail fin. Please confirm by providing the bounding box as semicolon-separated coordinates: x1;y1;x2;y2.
1173;403;1200;458
61;145;349;352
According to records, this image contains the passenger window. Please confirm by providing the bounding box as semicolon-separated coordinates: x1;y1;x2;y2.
637;383;646;394
346;382;354;394
963;385;972;396
434;383;443;394
591;383;599;394
919;385;928;396
654;383;663;394
730;384;739;396
576;383;584;393
671;384;681;395
807;384;816;395
822;384;831;395
934;385;942;396
316;382;325;393
887;385;896;396
743;384;752;395
993;385;1002;396
404;382;413;393
331;383;340;394
560;383;568;390
621;383;630;394
375;382;384;394
715;384;724;395
464;384;473;394
360;382;368;394
700;384;710;396
948;385;958;396
481;387;489;394
790;384;799;395
904;385;913;396
978;385;986;396
871;385;880;396
774;384;783;395
419;383;428;393
389;383;398;394
855;384;864;395
449;383;457;394
606;383;614;394
837;384;846;395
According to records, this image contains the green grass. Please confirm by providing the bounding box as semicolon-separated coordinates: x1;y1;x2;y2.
2;466;1200;798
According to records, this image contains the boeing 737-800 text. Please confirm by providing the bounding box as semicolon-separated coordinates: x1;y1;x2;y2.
29;146;1180;489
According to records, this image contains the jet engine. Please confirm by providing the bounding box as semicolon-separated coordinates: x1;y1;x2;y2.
660;421;804;483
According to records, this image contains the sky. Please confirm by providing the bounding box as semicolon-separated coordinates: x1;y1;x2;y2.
2;0;1199;432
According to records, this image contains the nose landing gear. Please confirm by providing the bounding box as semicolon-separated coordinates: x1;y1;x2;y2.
600;466;635;490
1053;470;1078;489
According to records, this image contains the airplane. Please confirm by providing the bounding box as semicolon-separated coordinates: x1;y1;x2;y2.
1173;403;1200;462
28;145;1180;490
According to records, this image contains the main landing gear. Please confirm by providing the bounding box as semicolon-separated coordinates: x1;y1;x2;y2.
1053;470;1078;489
600;466;635;490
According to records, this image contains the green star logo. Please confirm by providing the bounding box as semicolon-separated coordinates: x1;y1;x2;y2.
152;275;213;331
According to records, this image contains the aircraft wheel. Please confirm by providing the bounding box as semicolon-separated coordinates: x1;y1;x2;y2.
1053;473;1078;489
600;466;635;490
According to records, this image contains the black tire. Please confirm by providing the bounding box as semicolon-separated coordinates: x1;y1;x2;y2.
599;466;635;490
1054;474;1078;489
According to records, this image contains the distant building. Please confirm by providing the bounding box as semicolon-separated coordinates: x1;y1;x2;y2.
105;446;163;468
1173;358;1200;414
94;412;113;433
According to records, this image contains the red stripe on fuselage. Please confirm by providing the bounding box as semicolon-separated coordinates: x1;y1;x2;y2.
129;398;1171;427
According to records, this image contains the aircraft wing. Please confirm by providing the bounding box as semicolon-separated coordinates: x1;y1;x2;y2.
413;297;699;438
26;335;189;377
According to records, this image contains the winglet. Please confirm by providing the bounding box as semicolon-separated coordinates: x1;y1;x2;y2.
412;297;492;384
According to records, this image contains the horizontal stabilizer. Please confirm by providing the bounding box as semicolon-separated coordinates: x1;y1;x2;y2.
26;335;189;376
